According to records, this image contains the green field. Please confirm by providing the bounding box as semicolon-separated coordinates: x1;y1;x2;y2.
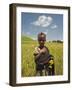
21;36;63;77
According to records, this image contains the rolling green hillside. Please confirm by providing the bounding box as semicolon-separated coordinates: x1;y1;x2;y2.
21;35;33;41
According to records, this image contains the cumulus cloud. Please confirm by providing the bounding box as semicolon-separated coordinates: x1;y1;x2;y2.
51;24;58;29
31;15;53;27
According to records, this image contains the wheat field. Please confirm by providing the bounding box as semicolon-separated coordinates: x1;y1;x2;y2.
21;36;63;77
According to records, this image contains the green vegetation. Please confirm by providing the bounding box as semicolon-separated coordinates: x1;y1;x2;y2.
21;35;34;44
21;36;63;77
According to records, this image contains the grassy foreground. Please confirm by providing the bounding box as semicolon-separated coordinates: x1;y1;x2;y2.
21;36;63;77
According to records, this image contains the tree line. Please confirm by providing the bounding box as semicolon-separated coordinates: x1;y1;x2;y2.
49;40;63;43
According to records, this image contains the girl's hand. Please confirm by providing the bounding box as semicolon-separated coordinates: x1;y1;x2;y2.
34;47;40;54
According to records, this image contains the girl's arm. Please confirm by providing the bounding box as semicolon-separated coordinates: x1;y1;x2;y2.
34;47;46;60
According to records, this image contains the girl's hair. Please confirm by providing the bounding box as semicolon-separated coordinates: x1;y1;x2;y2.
38;32;46;41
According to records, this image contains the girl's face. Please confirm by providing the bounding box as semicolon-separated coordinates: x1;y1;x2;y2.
38;40;45;47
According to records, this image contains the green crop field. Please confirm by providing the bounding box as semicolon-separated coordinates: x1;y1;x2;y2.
21;36;63;77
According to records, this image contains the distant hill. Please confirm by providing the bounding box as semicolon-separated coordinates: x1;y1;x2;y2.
21;35;34;41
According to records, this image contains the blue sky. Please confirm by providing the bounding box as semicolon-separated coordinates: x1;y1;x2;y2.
21;12;63;41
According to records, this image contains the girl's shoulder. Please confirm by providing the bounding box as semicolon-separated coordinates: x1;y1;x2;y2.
44;46;49;52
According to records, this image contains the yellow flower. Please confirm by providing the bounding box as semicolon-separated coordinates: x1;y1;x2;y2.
49;60;54;65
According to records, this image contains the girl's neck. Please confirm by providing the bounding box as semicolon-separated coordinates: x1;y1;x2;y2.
39;45;44;49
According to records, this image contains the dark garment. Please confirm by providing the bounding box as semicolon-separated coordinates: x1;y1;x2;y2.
35;46;50;64
36;63;44;71
44;62;55;75
34;46;55;76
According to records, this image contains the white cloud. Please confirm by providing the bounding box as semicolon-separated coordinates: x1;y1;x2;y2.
31;15;53;27
51;25;58;29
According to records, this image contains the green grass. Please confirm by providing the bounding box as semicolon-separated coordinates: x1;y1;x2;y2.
21;36;63;77
21;35;34;43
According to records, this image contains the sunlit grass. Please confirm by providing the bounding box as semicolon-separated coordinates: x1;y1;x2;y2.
21;40;63;77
